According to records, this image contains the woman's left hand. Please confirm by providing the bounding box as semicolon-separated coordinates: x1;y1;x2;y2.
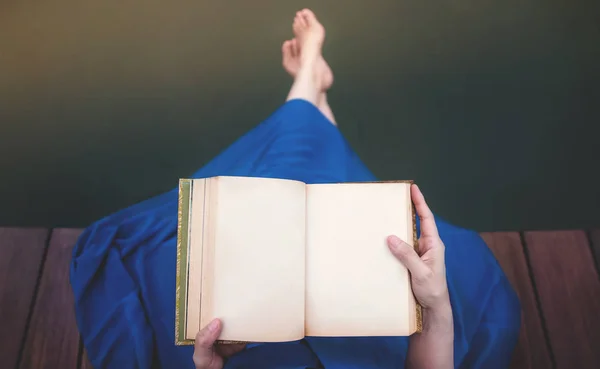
193;319;246;369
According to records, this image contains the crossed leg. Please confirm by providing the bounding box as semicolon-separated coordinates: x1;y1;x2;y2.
282;9;337;126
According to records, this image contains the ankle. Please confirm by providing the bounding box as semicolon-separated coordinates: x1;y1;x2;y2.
318;93;328;105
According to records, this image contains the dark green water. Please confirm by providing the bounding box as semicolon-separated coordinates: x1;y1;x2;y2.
1;0;599;231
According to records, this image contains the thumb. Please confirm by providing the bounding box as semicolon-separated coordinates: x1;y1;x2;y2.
387;235;430;282
195;319;222;357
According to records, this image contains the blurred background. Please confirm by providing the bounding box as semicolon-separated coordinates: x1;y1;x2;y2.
0;0;598;231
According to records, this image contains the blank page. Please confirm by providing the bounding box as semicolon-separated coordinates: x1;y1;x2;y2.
305;182;415;336
199;176;306;342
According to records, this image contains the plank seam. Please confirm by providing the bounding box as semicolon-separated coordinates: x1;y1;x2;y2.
15;228;53;369
519;231;556;369
584;230;600;279
77;336;84;369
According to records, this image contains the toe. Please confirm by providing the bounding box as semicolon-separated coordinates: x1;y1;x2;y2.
282;40;291;56
296;11;307;27
282;41;292;67
291;39;299;57
300;8;316;23
293;17;302;34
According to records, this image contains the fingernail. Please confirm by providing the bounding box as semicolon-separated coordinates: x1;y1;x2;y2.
208;319;220;332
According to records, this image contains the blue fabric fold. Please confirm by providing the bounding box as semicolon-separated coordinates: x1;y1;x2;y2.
71;99;520;369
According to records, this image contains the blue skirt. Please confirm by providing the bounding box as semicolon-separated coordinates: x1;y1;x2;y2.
70;99;520;369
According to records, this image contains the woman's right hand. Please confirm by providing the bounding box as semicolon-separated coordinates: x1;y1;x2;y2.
387;184;454;369
387;184;450;312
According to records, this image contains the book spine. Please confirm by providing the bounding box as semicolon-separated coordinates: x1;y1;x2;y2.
175;179;195;345
412;193;423;333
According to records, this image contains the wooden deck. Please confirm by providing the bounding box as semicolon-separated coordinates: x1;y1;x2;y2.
1;228;599;369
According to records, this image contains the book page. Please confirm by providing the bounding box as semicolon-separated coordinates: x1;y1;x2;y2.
197;176;307;342
305;182;416;336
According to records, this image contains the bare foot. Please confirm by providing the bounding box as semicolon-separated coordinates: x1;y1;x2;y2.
282;38;334;91
282;37;337;125
284;9;327;111
292;9;325;66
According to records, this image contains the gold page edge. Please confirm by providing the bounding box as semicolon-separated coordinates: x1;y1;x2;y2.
176;179;195;345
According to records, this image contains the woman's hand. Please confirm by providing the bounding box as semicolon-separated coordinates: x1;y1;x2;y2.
387;184;450;312
387;184;454;369
193;319;246;369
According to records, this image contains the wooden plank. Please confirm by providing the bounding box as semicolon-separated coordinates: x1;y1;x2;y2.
481;232;552;369
0;228;49;369
19;228;83;369
525;231;600;369
589;230;600;272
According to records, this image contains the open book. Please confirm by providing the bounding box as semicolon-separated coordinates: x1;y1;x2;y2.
175;176;421;345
